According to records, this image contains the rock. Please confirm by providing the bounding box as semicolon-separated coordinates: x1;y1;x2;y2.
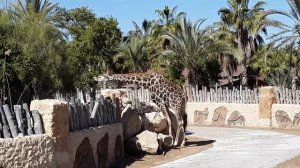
121;105;142;140
121;97;132;105
125;130;159;155
101;89;128;99
132;101;157;114
141;112;167;133
157;133;173;148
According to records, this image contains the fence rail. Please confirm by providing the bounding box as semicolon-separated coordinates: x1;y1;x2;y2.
186;86;259;104
276;87;300;104
125;85;300;105
0;103;44;139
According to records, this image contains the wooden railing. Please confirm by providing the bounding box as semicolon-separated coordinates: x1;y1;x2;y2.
276;87;300;104
125;85;300;104
185;85;259;104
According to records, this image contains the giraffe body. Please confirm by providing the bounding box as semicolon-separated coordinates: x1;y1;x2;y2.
98;72;187;146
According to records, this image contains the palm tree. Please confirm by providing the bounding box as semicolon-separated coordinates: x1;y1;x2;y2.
269;0;300;47
155;6;185;29
163;17;230;86
218;0;280;85
130;19;155;38
251;45;300;87
154;6;186;49
113;35;150;73
213;22;242;83
9;0;57;21
6;0;65;99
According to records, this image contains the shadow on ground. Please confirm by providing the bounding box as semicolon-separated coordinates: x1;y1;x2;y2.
184;139;216;147
110;135;215;168
111;154;145;168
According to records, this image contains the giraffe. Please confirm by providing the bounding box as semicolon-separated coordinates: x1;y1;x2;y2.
97;72;187;147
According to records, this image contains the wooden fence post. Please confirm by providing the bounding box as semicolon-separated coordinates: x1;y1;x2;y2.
0;106;10;138
23;103;33;135
2;104;18;138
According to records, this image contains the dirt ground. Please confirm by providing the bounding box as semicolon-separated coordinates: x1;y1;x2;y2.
111;136;214;168
111;127;299;168
233;127;300;168
269;128;300;168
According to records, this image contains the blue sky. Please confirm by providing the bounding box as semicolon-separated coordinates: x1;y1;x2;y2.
4;0;293;36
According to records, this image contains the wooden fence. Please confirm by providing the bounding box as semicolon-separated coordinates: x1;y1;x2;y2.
127;87;151;103
54;89;102;104
0;103;44;139
125;86;300;105
126;86;260;104
186;85;259;104
68;95;119;132
276;87;300;104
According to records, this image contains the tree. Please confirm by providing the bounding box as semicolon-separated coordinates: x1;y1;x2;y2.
51;7;96;39
63;8;122;94
9;0;58;21
218;0;280;85
270;0;300;47
0;10;21;104
1;0;68;102
251;45;300;87
113;35;150;73
213;22;242;81
163;18;228;86
155;6;185;32
154;6;186;50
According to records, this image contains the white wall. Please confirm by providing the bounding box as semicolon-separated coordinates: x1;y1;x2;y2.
186;102;270;128
272;104;300;128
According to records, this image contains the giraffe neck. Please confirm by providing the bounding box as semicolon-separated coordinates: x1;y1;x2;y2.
109;73;157;88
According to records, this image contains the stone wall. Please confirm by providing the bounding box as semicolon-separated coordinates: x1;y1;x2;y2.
69;124;123;168
0;135;55;168
0;99;124;168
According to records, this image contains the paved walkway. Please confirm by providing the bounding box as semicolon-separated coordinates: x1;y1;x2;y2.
156;126;300;168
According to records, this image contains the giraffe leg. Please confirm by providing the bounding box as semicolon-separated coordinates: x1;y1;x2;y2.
168;109;185;147
151;95;174;144
176;120;185;147
160;103;173;141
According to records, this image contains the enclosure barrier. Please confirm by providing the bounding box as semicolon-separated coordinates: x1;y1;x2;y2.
0;103;44;138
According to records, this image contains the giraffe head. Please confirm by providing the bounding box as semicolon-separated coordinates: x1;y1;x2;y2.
95;71;114;82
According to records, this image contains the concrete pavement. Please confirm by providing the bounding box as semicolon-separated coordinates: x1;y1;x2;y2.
156;126;300;168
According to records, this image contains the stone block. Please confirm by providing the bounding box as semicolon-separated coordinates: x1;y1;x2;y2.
30;99;70;168
259;87;276;119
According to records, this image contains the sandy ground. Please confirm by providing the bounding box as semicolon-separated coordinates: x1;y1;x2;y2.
245;127;300;168
112;127;300;168
111;136;214;168
270;128;300;168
